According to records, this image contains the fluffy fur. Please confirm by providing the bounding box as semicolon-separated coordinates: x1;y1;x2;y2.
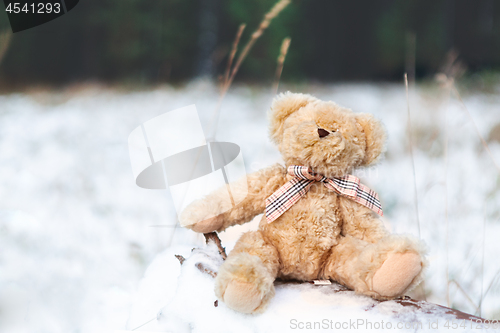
180;92;427;314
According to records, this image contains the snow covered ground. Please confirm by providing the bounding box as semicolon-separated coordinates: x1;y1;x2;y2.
128;242;498;333
1;80;500;332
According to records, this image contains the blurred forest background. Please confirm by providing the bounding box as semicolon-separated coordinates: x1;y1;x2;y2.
0;0;500;87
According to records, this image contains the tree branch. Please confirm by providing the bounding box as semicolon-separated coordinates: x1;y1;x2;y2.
204;232;227;260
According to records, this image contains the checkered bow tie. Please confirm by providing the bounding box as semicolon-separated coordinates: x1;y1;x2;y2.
265;166;383;223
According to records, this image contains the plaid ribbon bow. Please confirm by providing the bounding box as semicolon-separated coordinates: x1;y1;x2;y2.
265;166;383;223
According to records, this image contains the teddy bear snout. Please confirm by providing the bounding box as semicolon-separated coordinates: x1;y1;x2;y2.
318;128;330;138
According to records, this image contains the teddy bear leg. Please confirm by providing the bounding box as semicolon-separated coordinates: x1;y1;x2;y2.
321;235;425;300
215;230;280;314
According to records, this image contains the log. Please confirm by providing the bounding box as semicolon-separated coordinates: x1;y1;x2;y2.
175;233;490;324
391;297;485;322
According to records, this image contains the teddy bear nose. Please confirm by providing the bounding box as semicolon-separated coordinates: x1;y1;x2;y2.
318;128;330;138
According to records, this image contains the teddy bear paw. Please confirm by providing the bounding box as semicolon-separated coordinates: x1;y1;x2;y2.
372;252;422;297
188;214;225;233
215;253;275;314
222;280;265;314
179;199;226;233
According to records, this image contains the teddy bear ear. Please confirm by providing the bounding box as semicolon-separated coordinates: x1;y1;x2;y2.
355;113;386;165
269;92;318;144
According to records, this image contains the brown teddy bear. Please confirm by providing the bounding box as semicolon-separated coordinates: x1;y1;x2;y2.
180;92;427;314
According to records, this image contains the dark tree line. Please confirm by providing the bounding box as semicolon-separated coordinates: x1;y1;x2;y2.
0;0;499;85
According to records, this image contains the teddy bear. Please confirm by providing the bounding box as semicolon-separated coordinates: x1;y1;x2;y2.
180;92;427;314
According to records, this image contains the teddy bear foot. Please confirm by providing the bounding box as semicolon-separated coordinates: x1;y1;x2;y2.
372;252;422;298
223;280;265;313
215;253;275;314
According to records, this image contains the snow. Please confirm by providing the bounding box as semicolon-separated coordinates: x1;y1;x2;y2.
131;242;499;332
1;80;500;332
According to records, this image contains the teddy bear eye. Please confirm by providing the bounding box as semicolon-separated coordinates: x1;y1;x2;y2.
318;128;330;138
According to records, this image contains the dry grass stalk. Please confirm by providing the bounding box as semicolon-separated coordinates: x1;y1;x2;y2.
437;75;453;307
451;84;500;173
440;50;466;81
404;73;426;301
273;37;291;95
228;0;290;86
479;213;486;317
479;268;500;311
448;279;479;314
444;92;451;308
208;0;291;139
435;51;464;307
131;317;156;331
437;52;498;313
404;73;421;240
405;32;416;84
0;30;13;65
223;24;246;87
438;74;500;310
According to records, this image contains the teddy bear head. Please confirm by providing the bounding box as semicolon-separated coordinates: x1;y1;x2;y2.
269;92;386;178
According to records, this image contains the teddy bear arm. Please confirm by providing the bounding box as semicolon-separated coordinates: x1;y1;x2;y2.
180;164;287;233
215;163;287;231
338;196;389;243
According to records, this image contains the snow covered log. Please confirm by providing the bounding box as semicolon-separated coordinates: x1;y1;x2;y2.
127;240;495;333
